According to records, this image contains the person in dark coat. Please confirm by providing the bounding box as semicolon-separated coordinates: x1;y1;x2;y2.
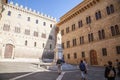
104;61;116;80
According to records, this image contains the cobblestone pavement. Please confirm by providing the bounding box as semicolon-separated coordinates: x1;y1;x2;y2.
0;62;120;80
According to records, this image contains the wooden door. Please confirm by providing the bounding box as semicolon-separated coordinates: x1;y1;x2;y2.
90;50;98;65
4;44;13;58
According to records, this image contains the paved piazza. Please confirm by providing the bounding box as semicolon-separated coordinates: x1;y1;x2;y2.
0;62;120;80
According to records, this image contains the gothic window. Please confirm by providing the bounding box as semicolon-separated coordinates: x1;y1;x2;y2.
95;11;101;20
25;29;30;35
15;27;20;33
106;4;114;15
86;16;91;24
80;36;84;44
3;24;10;31
34;31;38;37
88;33;94;42
111;25;120;36
98;29;105;40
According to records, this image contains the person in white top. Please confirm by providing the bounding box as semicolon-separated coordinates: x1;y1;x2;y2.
83;59;88;70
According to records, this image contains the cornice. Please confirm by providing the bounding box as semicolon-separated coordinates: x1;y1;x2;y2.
57;0;100;26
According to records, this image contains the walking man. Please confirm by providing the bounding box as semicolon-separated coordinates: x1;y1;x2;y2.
56;59;62;75
79;60;87;80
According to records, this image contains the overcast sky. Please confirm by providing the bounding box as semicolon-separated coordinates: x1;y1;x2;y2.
8;0;83;21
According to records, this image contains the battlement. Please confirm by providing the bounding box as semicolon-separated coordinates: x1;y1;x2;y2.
7;1;56;21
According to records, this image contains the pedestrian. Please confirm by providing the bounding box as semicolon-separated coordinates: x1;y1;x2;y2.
116;59;120;76
104;61;116;80
83;58;88;70
79;60;87;80
117;62;120;77
56;59;62;75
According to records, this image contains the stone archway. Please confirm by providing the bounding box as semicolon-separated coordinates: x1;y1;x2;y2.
90;50;98;65
4;44;13;58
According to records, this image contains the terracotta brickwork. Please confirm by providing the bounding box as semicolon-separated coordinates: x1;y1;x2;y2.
57;0;120;66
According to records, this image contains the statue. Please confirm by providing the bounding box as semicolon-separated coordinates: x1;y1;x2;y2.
54;31;63;60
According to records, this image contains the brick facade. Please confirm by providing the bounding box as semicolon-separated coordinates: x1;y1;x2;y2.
57;0;120;66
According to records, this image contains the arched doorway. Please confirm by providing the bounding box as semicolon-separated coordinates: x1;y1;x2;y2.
90;50;98;65
4;44;13;58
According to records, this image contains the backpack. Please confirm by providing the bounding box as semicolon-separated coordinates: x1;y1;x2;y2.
108;67;115;77
79;63;85;71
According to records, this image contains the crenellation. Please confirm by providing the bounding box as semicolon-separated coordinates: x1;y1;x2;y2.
15;3;18;7
7;1;56;21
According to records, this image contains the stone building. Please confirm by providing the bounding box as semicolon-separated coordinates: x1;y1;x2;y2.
57;0;120;66
0;2;56;60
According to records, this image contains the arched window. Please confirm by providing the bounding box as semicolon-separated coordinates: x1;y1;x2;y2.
115;25;119;35
110;4;114;13
106;6;110;15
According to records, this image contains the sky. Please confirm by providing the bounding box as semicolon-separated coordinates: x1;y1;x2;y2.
8;0;83;21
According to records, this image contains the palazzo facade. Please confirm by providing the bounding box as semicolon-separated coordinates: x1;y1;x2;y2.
0;2;56;60
57;0;120;66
